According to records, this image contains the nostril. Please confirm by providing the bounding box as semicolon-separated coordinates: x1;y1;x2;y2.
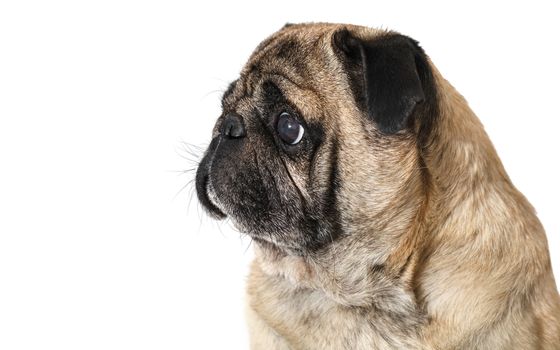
221;114;246;139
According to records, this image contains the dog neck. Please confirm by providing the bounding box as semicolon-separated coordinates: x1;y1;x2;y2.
253;204;427;314
418;65;545;244
421;65;511;201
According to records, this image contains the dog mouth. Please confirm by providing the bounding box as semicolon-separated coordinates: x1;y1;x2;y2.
196;173;226;219
195;140;227;219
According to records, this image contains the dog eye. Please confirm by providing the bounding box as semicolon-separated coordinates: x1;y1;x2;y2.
277;112;304;145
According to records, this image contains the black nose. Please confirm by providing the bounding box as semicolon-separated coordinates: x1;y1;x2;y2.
220;114;246;139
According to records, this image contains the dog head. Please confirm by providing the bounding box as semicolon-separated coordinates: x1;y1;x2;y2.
195;23;437;256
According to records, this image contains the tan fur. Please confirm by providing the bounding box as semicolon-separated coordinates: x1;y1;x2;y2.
232;24;560;349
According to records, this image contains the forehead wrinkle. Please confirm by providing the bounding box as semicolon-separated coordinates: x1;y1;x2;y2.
265;74;324;123
225;32;329;119
244;33;317;83
221;70;258;111
225;70;325;128
229;27;325;98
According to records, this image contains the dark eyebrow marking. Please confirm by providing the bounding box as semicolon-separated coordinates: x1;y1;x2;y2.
261;80;285;106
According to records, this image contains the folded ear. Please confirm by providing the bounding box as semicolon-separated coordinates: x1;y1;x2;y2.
333;30;429;134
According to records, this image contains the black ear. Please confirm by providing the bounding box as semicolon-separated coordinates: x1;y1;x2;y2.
333;30;428;134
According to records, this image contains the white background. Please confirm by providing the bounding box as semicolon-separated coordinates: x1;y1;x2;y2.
0;1;558;349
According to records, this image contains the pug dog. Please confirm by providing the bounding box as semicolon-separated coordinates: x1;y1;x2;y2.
195;23;560;349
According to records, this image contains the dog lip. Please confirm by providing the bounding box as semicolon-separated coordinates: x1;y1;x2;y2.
201;175;227;219
195;158;227;219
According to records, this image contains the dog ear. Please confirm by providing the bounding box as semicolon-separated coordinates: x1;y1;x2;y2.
333;30;429;134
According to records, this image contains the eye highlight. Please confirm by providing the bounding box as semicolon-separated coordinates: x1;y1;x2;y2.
277;112;304;145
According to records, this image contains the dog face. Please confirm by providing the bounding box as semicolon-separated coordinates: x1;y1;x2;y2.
196;23;437;256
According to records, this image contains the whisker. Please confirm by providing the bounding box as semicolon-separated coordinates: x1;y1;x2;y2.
215;219;226;238
186;181;197;214
196;196;204;234
173;178;194;199
168;168;197;175
176;141;205;165
200;89;227;102
244;238;254;254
